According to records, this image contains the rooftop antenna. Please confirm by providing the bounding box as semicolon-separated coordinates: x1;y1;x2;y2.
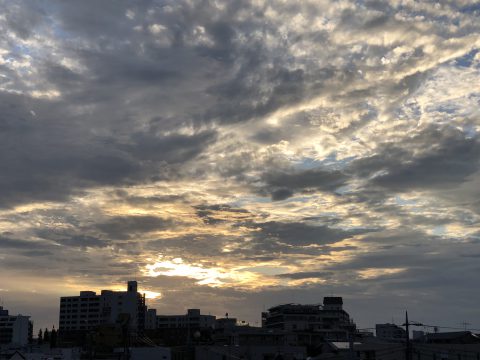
460;322;471;331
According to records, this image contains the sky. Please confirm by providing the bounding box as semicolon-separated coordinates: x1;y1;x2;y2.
0;0;479;333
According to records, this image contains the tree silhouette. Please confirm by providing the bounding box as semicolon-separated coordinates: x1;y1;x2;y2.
43;328;50;342
50;327;57;348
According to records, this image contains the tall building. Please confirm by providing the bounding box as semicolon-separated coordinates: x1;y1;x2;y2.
58;281;146;339
261;297;356;341
0;306;32;347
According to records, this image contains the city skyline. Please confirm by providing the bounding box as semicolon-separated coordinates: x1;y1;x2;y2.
1;0;480;334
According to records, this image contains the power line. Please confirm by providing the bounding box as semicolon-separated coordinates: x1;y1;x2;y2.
408;321;480;332
418;324;480;332
413;343;480;356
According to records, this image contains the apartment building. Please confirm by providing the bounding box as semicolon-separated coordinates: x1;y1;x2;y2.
146;308;215;330
58;281;146;338
261;297;356;341
0;306;32;347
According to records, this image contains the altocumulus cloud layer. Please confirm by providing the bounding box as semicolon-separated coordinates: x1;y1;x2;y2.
1;0;480;330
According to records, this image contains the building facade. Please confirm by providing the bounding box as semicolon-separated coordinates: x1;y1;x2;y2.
261;297;356;341
376;323;407;340
58;281;146;338
0;306;32;347
149;309;216;330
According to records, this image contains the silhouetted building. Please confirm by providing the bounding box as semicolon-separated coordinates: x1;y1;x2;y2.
145;309;157;330
0;306;32;347
144;309;215;347
419;331;480;344
58;281;146;344
154;309;215;330
376;323;406;340
261;297;356;341
195;344;306;360
212;318;297;347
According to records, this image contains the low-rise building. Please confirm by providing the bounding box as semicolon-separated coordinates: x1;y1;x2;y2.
195;344;307;360
144;309;216;347
0;306;32;347
152;309;216;330
261;297;356;341
418;331;480;344
376;324;407;341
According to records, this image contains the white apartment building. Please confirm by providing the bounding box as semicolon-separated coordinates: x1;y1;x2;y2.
0;306;32;346
59;281;146;336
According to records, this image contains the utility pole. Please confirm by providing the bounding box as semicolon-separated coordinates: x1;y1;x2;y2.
349;331;356;360
405;311;411;360
402;314;424;360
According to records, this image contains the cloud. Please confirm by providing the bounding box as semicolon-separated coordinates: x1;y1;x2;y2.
350;125;480;192
95;216;175;240
1;0;480;333
263;168;348;199
276;271;333;280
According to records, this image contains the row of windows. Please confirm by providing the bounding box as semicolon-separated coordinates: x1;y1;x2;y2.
60;315;99;321
0;318;17;322
61;303;100;307
60;308;100;314
60;320;98;325
61;297;100;302
60;314;100;319
61;326;93;330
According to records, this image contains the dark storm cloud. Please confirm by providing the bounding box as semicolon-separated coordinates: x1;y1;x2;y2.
276;271;334;280
1;0;462;211
0;94;131;207
2;1;45;39
194;204;251;225
59;235;106;249
324;229;480;278
126;130;217;164
34;228;108;249
123;194;187;205
0;91;216;208
0;236;53;251
256;221;354;246
147;234;229;258
271;188;294;201
96;215;175;240
350;125;480;193
262;168;348;200
207;67;308;124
